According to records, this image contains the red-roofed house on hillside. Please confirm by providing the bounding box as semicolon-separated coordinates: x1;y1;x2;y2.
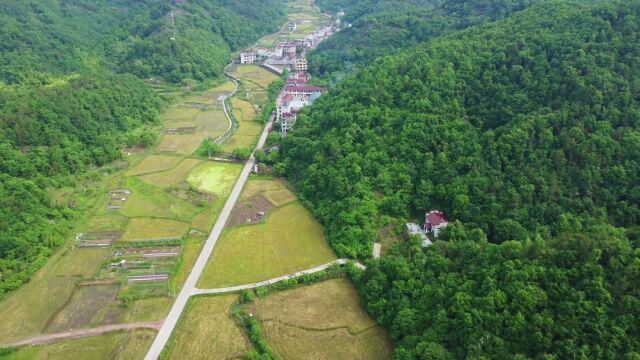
424;210;449;237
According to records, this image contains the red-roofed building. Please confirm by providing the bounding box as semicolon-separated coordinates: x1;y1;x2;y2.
424;210;449;237
283;85;326;96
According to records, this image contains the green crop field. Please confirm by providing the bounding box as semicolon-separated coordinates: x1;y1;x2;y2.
186;162;242;197
231;65;279;89
240;179;297;207
161;295;250;360
252;278;394;360
1;329;156;360
127;155;182;176
197;201;336;288
120;177;198;221
139;159;203;189
120;218;190;242
222;98;263;151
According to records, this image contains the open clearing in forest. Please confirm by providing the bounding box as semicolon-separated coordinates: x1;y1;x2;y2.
186;162;243;196
2;329;156;360
162;295;250;360
197;181;336;288
250;278;394;360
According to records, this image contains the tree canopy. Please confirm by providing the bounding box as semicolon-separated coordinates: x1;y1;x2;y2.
281;0;640;356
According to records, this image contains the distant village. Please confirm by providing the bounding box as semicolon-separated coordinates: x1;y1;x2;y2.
238;18;342;134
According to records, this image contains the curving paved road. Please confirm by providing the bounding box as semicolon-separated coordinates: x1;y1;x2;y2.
5;321;163;348
144;117;274;360
192;259;366;295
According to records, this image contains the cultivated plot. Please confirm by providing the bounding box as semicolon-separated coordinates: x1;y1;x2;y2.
186;162;243;197
197;179;336;288
223;98;263;152
251;278;394;360
1;329;156;360
162;295;251;360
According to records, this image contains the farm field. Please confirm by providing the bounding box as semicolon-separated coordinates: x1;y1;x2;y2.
228;64;278;106
161;295;250;360
250;278;394;360
0;80;245;346
0;329;156;360
138;158;203;188
197;178;336;288
156;80;234;155
186;162;243;196
222;98;263;152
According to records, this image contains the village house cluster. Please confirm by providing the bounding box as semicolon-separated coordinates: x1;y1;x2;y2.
239;24;337;69
276;71;326;134
237;16;341;135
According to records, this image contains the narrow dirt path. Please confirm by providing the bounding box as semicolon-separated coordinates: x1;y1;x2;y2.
192;259;366;295
5;320;164;348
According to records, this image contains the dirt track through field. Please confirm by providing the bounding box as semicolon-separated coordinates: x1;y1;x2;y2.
5;321;163;348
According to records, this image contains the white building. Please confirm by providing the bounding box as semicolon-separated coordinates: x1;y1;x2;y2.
240;52;257;64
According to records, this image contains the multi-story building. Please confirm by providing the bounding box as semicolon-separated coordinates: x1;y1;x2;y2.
240;52;257;64
295;58;308;71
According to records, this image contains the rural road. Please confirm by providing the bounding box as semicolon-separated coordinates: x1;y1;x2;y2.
5;321;163;348
144;117;274;360
192;259;366;295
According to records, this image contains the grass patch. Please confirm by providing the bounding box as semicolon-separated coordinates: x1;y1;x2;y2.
138;159;202;189
161;107;200;121
252;278;394;360
85;213;130;232
155;134;206;155
0;276;77;343
197;202;336;288
170;237;205;291
120;218;190;242
1;329;156;360
186;162;242;197
120;297;174;323
50;248;108;277
161;295;250;360
222;98;263;152
127;155;182;176
231;65;279;89
120;177;198;221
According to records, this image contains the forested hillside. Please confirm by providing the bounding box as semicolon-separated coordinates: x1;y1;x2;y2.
0;0;286;83
309;0;551;80
0;0;287;294
281;0;640;357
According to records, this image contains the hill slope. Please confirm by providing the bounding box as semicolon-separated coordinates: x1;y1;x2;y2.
309;0;560;81
282;1;640;356
0;0;286;84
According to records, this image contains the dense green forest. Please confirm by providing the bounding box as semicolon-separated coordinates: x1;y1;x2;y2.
309;0;560;81
0;0;286;84
0;0;287;294
281;0;640;357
